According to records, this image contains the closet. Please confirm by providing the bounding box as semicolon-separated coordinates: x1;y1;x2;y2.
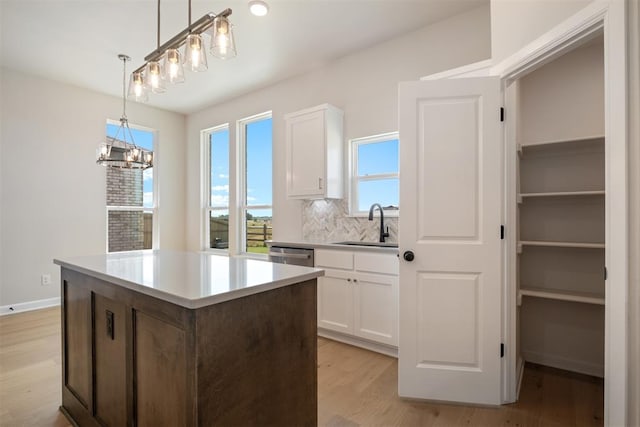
514;34;605;379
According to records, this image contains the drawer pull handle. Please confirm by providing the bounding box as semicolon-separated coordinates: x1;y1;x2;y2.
106;310;114;340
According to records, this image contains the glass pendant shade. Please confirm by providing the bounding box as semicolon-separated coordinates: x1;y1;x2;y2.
184;33;208;72
128;71;149;102
210;16;236;59
162;48;185;84
144;61;166;93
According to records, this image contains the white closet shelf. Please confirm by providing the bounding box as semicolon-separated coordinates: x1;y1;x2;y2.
518;240;605;251
519;190;605;199
519;287;605;305
517;135;605;152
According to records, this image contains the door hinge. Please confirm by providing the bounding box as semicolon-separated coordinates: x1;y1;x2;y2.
500;343;505;358
500;107;505;122
604;266;608;280
500;225;505;240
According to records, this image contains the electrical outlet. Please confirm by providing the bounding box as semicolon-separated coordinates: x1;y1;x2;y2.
41;274;52;286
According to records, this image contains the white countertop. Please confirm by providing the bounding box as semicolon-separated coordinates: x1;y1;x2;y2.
54;250;324;309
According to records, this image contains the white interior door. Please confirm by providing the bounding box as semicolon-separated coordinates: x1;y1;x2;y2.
398;77;503;405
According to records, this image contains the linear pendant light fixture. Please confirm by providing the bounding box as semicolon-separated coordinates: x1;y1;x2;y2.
128;0;236;102
97;55;153;170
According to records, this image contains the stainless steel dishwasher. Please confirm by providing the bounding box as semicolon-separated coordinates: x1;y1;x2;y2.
267;246;314;267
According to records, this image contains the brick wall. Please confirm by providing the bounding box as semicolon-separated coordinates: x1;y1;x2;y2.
107;168;148;251
107;168;142;206
108;210;145;252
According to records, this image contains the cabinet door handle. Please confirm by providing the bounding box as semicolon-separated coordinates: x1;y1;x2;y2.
318;177;323;190
347;278;352;282
106;310;114;340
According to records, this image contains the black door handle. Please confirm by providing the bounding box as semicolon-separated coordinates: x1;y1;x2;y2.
403;251;415;262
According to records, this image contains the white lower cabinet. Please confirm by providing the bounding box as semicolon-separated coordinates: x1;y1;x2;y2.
317;269;352;334
315;249;398;350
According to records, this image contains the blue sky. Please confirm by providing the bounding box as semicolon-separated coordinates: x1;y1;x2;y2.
357;138;399;211
245;118;273;207
210;128;230;207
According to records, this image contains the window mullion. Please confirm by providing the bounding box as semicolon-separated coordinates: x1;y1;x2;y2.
356;172;399;182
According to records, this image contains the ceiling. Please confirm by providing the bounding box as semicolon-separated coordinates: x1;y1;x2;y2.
0;0;486;114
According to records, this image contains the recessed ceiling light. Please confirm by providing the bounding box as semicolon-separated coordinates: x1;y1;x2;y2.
249;0;269;16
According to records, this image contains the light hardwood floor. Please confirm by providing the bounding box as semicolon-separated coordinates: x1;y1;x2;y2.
1;307;603;426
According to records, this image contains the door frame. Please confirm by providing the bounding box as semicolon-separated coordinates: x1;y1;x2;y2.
421;1;628;424
494;2;628;426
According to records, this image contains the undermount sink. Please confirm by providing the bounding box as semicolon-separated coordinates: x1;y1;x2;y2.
333;241;398;248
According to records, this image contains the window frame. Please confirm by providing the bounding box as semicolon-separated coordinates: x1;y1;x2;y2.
201;123;231;254
105;119;159;253
236;111;273;258
348;131;400;217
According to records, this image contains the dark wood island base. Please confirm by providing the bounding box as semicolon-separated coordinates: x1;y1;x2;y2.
60;267;318;426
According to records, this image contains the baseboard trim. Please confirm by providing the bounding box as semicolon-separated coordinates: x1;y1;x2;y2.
318;328;398;358
0;297;60;316
522;349;604;378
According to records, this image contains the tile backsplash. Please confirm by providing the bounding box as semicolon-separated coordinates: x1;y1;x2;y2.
302;199;398;243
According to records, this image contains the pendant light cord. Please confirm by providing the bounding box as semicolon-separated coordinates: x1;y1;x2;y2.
122;56;127;120
188;0;192;25
157;0;161;48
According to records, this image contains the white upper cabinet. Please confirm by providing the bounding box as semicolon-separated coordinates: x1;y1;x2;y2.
285;104;344;199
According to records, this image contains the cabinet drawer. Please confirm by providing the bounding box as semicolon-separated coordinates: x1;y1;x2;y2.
315;249;354;270
354;252;399;275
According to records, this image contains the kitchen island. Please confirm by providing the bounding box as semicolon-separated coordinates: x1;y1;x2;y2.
54;250;324;427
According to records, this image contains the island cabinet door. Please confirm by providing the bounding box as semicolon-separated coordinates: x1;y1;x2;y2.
134;310;192;427
62;274;93;421
93;294;127;427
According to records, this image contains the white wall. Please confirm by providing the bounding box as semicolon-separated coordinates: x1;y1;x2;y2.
0;69;186;307
627;0;640;424
490;0;594;63
185;4;491;251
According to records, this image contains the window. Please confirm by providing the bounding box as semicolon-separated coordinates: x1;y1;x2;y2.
105;122;156;252
204;124;230;250
238;112;273;255
349;132;399;216
202;112;273;256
